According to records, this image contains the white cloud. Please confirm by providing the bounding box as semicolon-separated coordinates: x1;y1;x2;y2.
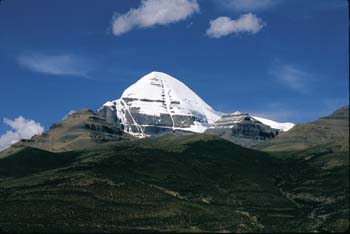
18;53;92;78
112;0;199;36
270;63;313;95
0;117;44;152
217;0;280;11
206;13;265;38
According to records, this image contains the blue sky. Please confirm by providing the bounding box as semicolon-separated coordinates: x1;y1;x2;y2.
0;0;348;136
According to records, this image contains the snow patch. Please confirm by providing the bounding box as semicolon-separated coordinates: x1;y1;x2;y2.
252;116;295;131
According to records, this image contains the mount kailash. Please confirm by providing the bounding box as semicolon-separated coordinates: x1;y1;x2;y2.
97;71;294;145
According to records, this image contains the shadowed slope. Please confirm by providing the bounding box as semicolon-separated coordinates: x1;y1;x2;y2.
0;135;301;233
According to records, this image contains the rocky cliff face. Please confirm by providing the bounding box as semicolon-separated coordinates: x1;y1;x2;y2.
205;112;279;147
96;105;123;130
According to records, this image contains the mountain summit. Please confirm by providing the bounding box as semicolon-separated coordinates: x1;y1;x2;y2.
100;72;221;137
98;71;295;138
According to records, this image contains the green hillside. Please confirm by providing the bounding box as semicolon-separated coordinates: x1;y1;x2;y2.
0;133;348;232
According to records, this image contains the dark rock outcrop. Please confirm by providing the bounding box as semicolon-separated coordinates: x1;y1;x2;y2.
205;112;279;147
112;97;204;136
96;105;123;129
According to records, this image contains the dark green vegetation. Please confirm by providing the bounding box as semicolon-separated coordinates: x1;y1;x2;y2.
0;135;289;232
258;106;350;232
0;107;348;233
272;146;349;232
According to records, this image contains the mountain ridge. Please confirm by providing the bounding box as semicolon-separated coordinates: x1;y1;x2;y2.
0;108;132;155
258;106;349;152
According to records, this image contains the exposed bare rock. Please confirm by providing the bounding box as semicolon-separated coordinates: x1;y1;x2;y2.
205;112;280;147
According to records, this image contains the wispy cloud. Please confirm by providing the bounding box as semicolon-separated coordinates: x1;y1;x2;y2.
0;116;44;152
215;0;281;11
18;53;93;78
270;63;314;95
206;13;265;38
112;0;199;36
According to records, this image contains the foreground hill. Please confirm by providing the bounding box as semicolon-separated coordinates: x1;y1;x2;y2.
0;135;285;232
259;106;349;152
0;133;348;232
256;106;349;232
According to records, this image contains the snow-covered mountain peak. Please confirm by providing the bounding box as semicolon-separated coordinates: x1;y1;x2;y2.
119;71;220;124
122;71;181;98
100;71;295;138
102;72;221;137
